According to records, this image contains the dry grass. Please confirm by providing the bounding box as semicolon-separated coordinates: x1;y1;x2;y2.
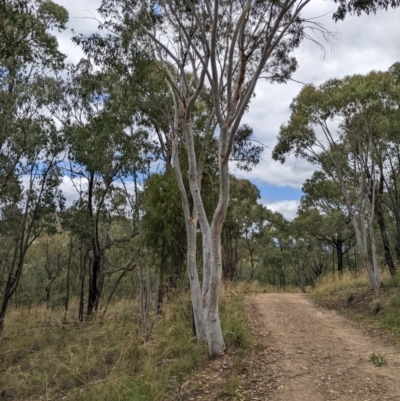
222;280;300;296
0;294;206;401
311;270;372;300
0;281;272;401
310;270;400;339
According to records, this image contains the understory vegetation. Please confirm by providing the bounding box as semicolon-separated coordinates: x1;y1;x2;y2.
0;282;263;401
311;272;400;339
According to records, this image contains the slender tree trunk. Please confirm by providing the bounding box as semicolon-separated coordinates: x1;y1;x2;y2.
146;263;151;318
79;246;86;322
0;259;24;335
395;232;400;262
201;145;230;357
154;264;161;315
139;257;152;336
172;119;206;340
186;218;206;340
337;163;380;288
352;215;381;289
63;241;72;321
373;172;396;275
139;263;147;334
203;224;225;357
87;253;102;316
0;298;9;335
376;209;396;276
101;263;135;318
336;239;343;275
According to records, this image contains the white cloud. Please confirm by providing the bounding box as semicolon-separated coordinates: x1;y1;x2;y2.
56;0;102;64
59;176;86;206
231;149;316;189
261;199;300;221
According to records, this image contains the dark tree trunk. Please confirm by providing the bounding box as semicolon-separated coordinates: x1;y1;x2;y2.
0;260;24;335
395;230;400;262
375;172;396;276
222;230;236;280
0;295;10;335
279;272;286;289
45;286;51;307
336;239;343;274
63;242;72;321
87;253;104;316
222;260;236;280
79;247;86;322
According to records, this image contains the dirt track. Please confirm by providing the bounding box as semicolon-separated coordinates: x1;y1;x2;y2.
248;293;400;401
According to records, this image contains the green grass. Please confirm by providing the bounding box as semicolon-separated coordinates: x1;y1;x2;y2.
0;284;257;401
311;270;400;340
370;353;388;367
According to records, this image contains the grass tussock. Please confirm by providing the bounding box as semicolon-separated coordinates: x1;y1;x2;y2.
311;270;400;339
0;294;205;401
0;283;257;401
222;280;300;296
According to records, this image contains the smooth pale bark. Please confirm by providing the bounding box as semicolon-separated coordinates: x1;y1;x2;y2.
186;120;224;351
352;214;381;289
202;148;230;356
172;125;206;340
326;135;381;289
186;215;207;340
336;164;381;289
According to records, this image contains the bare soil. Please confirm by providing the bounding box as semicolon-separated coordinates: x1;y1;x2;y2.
246;293;400;401
176;293;400;401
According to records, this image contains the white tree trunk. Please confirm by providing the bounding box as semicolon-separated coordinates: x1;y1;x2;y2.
351;213;381;289
186;216;207;340
172;119;206;340
203;224;224;356
185;117;226;356
335;158;381;289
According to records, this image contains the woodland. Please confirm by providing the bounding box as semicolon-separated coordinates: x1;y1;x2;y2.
1;0;400;398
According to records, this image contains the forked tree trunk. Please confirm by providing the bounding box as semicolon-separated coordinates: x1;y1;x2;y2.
183;116;226;355
172;125;206;340
336;156;381;289
352;214;381;289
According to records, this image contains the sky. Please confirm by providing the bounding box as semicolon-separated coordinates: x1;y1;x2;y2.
54;0;400;220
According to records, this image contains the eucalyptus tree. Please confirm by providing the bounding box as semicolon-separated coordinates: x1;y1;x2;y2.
92;0;318;356
273;68;400;287
0;0;68;333
58;61;153;316
361;63;400;265
0;0;68;196
300;171;355;273
222;176;275;281
141;170;186;313
0;117;65;334
260;211;294;287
